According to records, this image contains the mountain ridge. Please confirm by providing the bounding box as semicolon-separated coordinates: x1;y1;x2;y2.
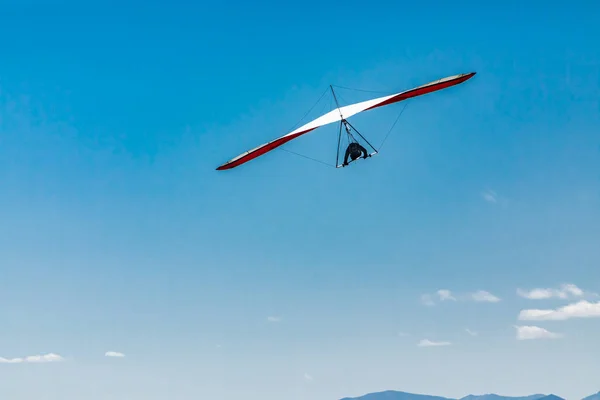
582;392;600;400
340;390;580;400
340;390;452;400
460;395;547;400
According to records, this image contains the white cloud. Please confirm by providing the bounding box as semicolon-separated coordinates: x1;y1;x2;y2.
518;300;600;321
517;283;587;300
25;353;64;363
437;289;456;301
421;294;435;306
470;290;501;303
515;325;562;340
105;351;125;358
304;373;313;381
465;328;478;336
267;316;281;322
0;353;64;364
421;289;500;305
417;339;451;347
482;189;498;203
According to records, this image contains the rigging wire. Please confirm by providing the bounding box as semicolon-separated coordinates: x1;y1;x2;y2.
378;101;410;150
277;86;344;168
285;86;330;133
330;84;394;95
278;147;336;168
278;86;333;168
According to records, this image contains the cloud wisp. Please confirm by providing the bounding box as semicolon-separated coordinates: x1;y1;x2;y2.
518;300;600;321
267;316;282;322
515;325;562;340
481;189;498;203
516;283;592;300
481;188;510;207
421;294;436;306
437;289;456;301
470;290;501;303
421;290;456;305
465;328;478;336
0;353;64;364
421;289;501;305
417;339;451;347
105;351;125;358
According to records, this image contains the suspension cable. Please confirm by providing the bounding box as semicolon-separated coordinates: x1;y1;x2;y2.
277;147;336;168
278;86;334;168
330;84;394;95
285;86;330;133
378;101;410;150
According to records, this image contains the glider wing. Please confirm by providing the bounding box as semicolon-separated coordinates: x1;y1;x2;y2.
217;72;475;170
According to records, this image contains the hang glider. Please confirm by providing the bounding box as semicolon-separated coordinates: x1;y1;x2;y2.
216;72;476;170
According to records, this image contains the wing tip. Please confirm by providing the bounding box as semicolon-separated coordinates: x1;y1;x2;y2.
456;71;476;84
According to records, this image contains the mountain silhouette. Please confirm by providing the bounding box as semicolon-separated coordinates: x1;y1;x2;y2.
340;389;600;400
340;391;570;400
460;395;546;400
583;392;600;400
340;390;452;400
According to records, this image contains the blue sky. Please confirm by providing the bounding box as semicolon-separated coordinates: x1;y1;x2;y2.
1;1;599;399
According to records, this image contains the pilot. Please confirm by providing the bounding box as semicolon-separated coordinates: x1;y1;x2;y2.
342;142;370;166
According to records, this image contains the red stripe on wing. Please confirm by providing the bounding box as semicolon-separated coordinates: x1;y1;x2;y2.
366;72;476;111
216;128;317;170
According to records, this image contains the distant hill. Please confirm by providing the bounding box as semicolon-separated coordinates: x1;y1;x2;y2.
340;391;559;400
583;392;600;400
340;390;452;400
460;395;546;400
340;389;600;400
